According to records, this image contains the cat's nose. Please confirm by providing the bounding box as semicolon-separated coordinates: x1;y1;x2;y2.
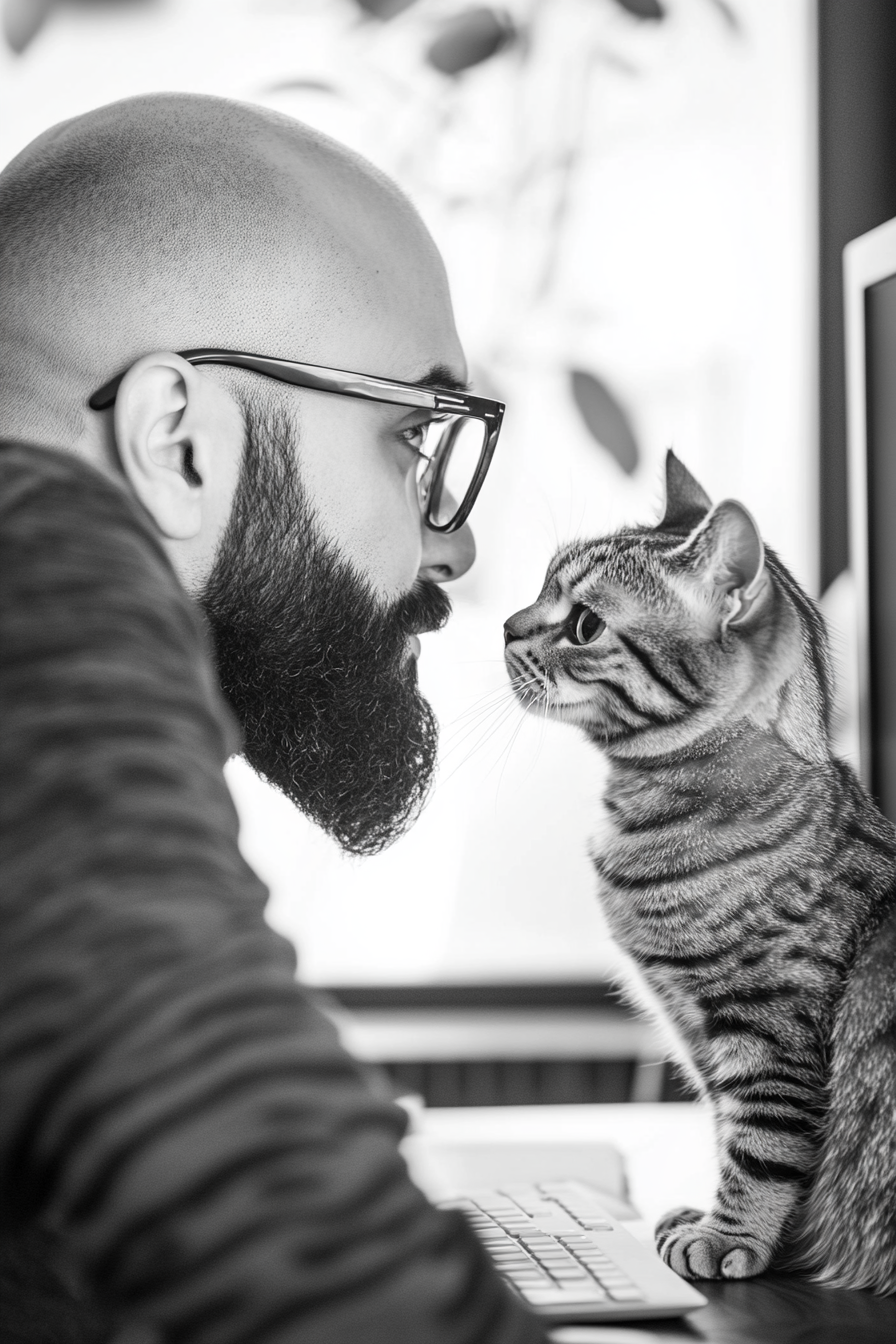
503;611;529;645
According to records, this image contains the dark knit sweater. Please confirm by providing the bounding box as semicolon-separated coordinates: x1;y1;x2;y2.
0;442;546;1344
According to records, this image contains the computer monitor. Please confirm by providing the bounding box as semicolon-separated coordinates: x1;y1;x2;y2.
844;214;896;823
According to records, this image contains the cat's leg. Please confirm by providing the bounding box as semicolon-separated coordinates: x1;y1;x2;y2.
656;1078;820;1281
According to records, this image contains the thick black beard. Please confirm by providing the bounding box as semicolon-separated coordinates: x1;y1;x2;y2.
199;401;451;857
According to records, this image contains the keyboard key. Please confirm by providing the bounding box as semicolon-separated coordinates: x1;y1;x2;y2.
521;1286;607;1306
606;1286;646;1302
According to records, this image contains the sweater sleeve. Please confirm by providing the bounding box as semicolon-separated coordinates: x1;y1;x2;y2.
0;444;547;1344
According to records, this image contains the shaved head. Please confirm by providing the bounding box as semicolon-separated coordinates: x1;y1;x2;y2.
0;93;454;449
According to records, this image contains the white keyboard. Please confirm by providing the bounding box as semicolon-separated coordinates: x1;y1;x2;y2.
439;1179;706;1323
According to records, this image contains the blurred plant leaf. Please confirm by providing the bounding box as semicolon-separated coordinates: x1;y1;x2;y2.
353;0;420;19
708;0;741;32
4;0;162;55
3;0;55;51
570;369;639;474
426;7;516;77
610;0;665;20
263;78;341;97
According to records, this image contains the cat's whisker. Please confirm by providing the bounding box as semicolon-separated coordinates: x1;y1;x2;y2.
440;678;540;752
488;708;530;796
440;683;527;741
509;681;552;785
438;691;525;760
532;683;551;767
442;678;522;724
435;697;524;786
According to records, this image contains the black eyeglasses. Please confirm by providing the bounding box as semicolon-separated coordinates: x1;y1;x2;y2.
89;348;505;534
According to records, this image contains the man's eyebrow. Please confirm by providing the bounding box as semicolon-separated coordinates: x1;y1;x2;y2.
415;363;472;394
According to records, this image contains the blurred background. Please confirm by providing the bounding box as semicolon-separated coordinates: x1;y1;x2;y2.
3;0;895;1106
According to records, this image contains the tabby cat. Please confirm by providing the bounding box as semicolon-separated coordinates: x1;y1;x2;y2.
503;452;896;1293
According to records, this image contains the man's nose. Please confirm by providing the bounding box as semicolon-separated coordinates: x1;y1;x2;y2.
418;517;476;583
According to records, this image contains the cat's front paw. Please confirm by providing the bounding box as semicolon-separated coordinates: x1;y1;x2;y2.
655;1208;770;1281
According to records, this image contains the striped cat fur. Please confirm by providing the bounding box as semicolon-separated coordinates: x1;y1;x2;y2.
504;452;896;1294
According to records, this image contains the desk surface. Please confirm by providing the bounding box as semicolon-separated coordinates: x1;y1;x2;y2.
410;1102;896;1344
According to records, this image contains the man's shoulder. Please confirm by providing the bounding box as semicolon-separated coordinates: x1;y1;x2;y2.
0;438;242;787
0;438;190;612
1;438;159;544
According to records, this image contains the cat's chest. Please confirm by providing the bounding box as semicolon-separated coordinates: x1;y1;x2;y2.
588;802;719;959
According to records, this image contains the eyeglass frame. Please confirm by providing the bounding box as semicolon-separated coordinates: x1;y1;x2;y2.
88;348;505;534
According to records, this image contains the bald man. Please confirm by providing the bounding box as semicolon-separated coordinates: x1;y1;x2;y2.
0;95;543;1344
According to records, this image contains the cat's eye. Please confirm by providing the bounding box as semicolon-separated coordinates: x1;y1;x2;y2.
566;604;606;646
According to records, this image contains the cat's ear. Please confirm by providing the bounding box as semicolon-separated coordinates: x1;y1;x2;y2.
659;451;712;531
673;499;769;632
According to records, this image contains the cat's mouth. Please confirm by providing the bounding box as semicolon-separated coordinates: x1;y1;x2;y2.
506;661;612;728
506;664;582;720
508;672;549;709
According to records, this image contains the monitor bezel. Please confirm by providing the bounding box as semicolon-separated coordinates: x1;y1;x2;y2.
843;213;896;791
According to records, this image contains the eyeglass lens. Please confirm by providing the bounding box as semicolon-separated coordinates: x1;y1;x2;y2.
417;415;487;527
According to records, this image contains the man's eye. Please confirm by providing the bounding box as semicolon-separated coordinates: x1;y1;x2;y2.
565;603;606;646
399;422;433;456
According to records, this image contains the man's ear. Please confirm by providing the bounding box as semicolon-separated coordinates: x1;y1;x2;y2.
672;499;769;633
113;352;240;541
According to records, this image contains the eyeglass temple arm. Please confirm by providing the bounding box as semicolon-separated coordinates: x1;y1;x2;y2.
88;349;487;415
